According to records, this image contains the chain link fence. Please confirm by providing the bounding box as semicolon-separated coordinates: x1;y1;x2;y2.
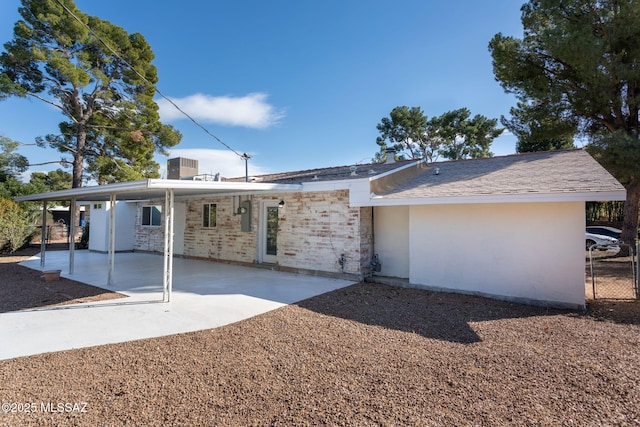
587;243;639;300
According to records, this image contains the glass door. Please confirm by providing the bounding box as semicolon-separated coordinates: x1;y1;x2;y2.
260;201;279;263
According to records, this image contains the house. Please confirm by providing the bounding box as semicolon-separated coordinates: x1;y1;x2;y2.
16;149;626;309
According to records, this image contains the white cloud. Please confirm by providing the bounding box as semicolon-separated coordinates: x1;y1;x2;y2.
159;148;269;180
158;93;285;129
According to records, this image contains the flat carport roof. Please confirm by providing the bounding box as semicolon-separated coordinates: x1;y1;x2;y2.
15;179;303;302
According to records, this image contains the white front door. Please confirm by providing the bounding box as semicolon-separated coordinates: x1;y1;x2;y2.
259;201;279;263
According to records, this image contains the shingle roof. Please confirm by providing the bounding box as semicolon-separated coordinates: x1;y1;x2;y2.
377;149;624;200
224;160;413;184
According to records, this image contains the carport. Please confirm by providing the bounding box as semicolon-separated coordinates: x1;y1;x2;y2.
15;179;302;302
1;250;354;360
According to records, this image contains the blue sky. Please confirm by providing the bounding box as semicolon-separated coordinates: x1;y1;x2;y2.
0;0;525;180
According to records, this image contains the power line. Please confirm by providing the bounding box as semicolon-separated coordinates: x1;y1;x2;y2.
52;0;246;159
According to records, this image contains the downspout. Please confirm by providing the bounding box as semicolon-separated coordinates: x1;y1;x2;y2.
370;206;375;279
368;206;382;277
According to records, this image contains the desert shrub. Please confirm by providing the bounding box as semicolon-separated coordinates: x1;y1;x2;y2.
0;197;36;253
77;221;90;249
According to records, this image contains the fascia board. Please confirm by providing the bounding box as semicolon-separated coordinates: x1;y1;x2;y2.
145;179;302;192
15;179;304;202
14;180;152;202
351;190;627;207
368;160;423;182
300;180;353;192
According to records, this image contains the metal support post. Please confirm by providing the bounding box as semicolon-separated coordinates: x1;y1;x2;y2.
162;189;174;302
107;194;116;287
68;197;76;274
40;201;47;268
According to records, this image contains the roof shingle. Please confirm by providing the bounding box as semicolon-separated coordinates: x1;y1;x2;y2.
376;149;624;199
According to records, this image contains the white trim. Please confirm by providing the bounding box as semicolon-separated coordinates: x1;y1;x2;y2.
258;200;279;264
69;197;76;274
14;179;303;202
107;193;116;287
162;189;174;303
368;159;423;181
351;190;627;207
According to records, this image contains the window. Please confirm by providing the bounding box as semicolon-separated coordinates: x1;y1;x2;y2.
202;203;217;228
142;206;162;226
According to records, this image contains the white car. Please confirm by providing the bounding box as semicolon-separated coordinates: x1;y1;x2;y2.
585;232;620;250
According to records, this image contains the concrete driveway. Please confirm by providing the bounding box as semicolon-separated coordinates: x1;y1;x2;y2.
0;251;355;360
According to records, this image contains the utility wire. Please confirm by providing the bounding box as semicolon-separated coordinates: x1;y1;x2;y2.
53;0;246;159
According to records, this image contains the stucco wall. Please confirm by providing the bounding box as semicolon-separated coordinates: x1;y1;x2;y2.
372;206;410;278
134;190;372;277
89;201;136;252
407;202;586;307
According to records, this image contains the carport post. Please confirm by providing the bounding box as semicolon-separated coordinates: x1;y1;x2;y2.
40;200;47;268
107;193;116;287
68;197;76;274
162;188;174;302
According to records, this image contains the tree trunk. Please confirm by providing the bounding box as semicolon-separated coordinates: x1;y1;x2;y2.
72;127;87;188
621;176;640;247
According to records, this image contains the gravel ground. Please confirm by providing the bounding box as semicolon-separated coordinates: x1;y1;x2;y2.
1;249;639;426
0;246;125;313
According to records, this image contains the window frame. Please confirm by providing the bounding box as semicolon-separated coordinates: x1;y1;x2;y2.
202;203;217;228
141;205;162;227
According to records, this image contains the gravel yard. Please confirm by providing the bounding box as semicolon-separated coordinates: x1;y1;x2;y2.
1;248;639;426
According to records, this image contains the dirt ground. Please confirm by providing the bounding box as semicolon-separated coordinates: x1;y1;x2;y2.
586;252;638;300
1;247;639;426
0;245;125;313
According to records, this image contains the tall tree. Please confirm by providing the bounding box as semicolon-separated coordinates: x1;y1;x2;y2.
375;106;431;161
374;106;502;162
0;0;181;187
503;101;577;153
0;135;28;181
30;169;72;192
433;108;502;160
489;0;640;245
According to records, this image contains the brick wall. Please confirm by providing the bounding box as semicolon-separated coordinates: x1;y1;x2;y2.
277;190;371;276
183;196;257;263
133;190;373;277
134;203;165;252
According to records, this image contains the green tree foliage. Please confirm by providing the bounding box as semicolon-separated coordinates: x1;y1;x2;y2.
374;106;502;162
434;108;502;160
489;0;640;244
0;135;45;199
29;169;72;192
503;101;577;153
0;135;28;181
0;0;182;187
0;197;36;253
375;106;428;161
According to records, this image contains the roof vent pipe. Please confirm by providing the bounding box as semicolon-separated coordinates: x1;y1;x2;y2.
385;148;396;164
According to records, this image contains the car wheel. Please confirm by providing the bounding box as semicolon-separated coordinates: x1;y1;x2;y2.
585;239;596;250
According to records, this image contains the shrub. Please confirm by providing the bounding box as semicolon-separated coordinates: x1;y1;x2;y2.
0;197;36;253
77;221;90;249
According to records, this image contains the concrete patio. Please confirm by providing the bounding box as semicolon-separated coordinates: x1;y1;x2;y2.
0;250;355;360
